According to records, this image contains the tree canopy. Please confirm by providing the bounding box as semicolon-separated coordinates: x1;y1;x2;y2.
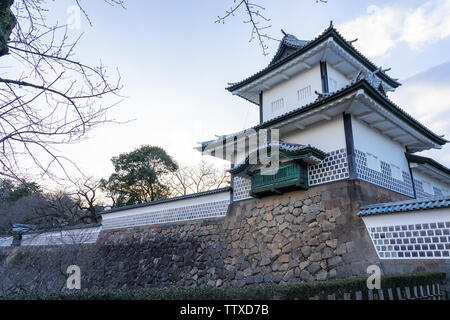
0;178;40;204
101;145;178;207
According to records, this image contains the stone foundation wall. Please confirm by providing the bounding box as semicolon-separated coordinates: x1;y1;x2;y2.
2;180;439;293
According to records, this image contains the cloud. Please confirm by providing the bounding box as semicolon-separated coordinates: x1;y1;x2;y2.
391;62;450;167
338;1;450;57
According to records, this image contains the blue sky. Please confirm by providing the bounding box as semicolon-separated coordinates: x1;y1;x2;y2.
41;0;450;180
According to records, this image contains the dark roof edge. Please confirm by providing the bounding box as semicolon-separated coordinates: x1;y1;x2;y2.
226;27;400;93
100;187;232;215
362;195;450;209
357;195;450;216
406;153;450;177
229;145;327;175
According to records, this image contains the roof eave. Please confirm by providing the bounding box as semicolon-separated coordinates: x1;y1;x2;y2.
226;27;401;93
210;80;446;154
229;146;327;176
406;153;450;178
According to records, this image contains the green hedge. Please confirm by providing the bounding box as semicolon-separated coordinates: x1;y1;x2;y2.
1;272;445;300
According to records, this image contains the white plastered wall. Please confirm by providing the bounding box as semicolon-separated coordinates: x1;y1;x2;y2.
21;227;101;246
282;117;347;153
0;236;12;247
352;116;410;173
411;169;450;196
327;64;351;92
262;64;322;122
102;190;231;230
362;208;450;259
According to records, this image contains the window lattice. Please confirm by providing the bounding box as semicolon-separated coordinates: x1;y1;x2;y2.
297;86;311;101
271;98;284;112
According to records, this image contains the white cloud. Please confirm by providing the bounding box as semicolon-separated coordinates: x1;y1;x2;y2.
338;1;450;57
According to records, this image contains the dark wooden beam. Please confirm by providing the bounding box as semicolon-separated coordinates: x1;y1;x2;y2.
405;146;417;199
343;113;357;180
320;61;329;93
259;91;264;124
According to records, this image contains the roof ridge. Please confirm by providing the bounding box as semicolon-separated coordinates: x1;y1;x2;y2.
227;24;401;93
362;195;450;209
358;196;450;216
406;153;450;176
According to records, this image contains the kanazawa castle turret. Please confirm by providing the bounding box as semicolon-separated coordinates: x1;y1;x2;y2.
9;23;450;284
197;22;449;201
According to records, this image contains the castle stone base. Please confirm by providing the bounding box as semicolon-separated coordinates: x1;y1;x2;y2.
2;180;448;292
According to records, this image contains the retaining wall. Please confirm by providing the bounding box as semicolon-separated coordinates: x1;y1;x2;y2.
3;180;441;293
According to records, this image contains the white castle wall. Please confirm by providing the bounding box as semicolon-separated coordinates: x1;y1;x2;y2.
352;116;414;197
285;117;349;187
233;176;252;202
352;117;410;173
102;190;231;230
412;169;450;198
327;64;351;92
262;64;322;122
232;118;349;201
21;226;101;246
362;208;450;259
0;236;12;247
283;116;346;153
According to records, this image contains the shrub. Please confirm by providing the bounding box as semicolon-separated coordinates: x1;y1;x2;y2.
0;272;445;300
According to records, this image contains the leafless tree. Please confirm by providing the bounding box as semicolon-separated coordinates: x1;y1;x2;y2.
216;0;328;56
0;190;95;232
166;160;230;197
71;176;103;222
0;0;124;183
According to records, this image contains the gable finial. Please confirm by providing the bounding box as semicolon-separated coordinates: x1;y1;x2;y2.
329;20;334;28
281;29;287;36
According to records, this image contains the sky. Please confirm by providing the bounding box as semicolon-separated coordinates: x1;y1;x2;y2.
30;0;450;183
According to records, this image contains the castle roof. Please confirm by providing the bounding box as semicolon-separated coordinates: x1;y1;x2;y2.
406;153;450;184
269;33;309;66
199;78;448;154
226;23;401;104
358;196;450;217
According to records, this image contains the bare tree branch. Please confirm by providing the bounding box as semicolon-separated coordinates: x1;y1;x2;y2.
216;0;328;56
216;0;277;56
0;0;124;183
165;160;230;197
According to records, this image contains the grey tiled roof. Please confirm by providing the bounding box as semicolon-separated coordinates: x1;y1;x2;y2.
275;141;312;152
357;196;450;217
100;187;231;215
269;34;309;65
227;24;401;92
